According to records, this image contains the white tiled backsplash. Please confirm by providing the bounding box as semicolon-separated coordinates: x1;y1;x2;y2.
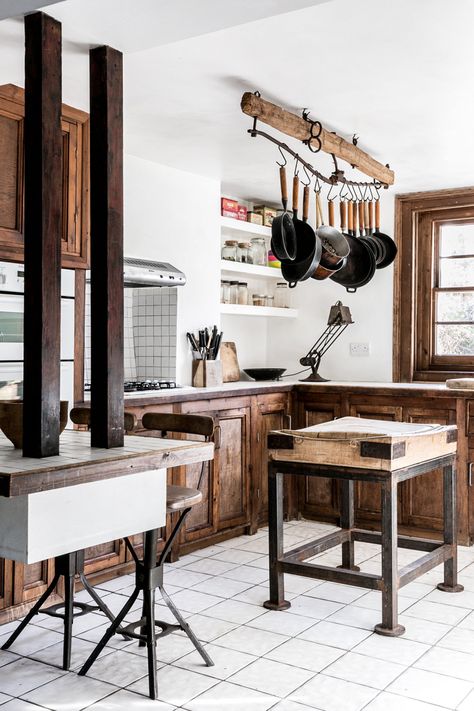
84;286;178;383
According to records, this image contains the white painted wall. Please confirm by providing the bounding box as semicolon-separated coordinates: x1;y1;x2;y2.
124;155;220;385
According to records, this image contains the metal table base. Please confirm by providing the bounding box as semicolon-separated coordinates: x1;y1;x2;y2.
264;454;463;636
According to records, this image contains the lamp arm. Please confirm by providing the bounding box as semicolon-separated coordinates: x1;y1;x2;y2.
318;323;349;358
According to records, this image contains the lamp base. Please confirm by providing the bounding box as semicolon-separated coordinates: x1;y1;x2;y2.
299;372;329;383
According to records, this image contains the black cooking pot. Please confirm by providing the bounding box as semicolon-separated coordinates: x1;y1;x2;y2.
329;201;376;292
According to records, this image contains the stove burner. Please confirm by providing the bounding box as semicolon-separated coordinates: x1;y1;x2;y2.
124;380;178;392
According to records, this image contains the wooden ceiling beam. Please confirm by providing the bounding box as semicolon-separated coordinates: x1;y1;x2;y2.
241;92;395;186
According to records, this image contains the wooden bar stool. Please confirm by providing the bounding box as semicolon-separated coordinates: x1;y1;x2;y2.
1;409;137;670
79;412;216;700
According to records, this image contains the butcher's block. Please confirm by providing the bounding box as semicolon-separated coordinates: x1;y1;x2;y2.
267;417;457;471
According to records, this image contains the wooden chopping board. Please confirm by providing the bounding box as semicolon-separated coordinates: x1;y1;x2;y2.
220;342;240;382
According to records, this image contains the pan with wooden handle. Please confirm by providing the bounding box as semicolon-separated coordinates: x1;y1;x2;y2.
329;200;376;292
281;183;321;287
271;165;297;261
373;200;397;268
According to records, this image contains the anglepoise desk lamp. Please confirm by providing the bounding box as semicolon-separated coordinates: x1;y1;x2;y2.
299;301;354;382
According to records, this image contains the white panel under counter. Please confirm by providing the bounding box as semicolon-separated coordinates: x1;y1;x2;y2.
0;467;166;564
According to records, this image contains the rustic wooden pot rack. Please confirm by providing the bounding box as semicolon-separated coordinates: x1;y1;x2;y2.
241;92;395;188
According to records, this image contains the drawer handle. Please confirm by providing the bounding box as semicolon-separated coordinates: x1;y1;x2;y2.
469;462;473;487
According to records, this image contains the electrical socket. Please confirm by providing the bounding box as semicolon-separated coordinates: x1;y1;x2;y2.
350;342;370;357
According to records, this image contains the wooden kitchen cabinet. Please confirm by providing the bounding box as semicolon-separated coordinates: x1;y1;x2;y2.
251;391;290;530
296;393;342;523
0;84;89;269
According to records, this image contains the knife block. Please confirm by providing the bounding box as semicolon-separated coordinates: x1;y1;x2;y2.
192;360;222;388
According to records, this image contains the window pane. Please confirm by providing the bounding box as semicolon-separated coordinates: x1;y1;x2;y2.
440;223;474;257
439;257;474;287
436;291;474;322
436;324;474;355
0;312;23;343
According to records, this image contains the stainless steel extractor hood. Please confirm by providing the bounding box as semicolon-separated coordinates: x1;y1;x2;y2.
123;257;186;287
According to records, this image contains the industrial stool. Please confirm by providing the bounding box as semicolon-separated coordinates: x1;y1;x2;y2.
1;410;137;670
79;412;216;700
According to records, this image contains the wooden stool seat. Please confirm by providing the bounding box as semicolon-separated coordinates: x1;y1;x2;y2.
166;485;202;511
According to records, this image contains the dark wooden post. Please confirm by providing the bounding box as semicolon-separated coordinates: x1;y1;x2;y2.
89;46;124;448
23;12;62;458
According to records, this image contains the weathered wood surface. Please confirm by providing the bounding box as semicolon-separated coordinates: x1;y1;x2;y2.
0;430;213;498
89;45;124;448
241;92;395;186
23;12;62;457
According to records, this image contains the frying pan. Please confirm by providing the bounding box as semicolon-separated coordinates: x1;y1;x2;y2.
365;200;386;265
329;200;376;292
311;194;346;280
357;199;382;262
281;182;321;288
271;166;297;261
373;200;397;269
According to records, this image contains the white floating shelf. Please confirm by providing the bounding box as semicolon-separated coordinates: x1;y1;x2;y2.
220;304;298;318
220;260;283;279
220;216;272;238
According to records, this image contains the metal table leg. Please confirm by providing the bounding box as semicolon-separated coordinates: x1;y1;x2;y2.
264;462;290;611
375;477;405;637
338;480;360;572
437;464;464;594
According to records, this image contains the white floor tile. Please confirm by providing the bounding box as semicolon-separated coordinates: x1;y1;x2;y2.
0;694;12;706
246;611;316;637
286;596;343;620
387;667;473;708
221;566;269;585
270;701;321;711
326;604;380;630
298;621;372;650
163;570;212;588
399;582;434;600
353;633;430;665
31;637;113;670
86;688;176;710
211;548;263;565
265;638;344;672
201;599;266;625
289;673;378;711
283;575;323;595
458;687;474;711
228;657;314;697
423;588;474;609
96;575;134;593
414;646;474;683
247;556;272;570
128;665;218;706
0;625;63;657
233;585;297;606
398;615;452;645
77;622;136;651
166;589;222;614
174;642;257;679
183;559;238;576
125;632;193;664
363;690;450;711
234;538;269;554
214;625;288;655
190;577;252;599
34;610;106;635
323;651;405;690
0;658;64;696
182;680;278;710
437;626;474;654
0;701;47;711
403;600;469;626
180;614;238;642
0;650;19;669
22;672;117;710
305;582;366;604
85;649;154;686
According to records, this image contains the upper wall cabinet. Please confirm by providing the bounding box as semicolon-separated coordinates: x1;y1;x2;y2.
0;84;89;269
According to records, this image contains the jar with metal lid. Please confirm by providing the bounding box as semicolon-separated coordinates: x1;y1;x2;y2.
274;282;289;308
266;295;275;308
237;282;248;305
229;281;239;304
237;242;252;263
250;237;266;266
252;294;266;307
221;281;231;304
222;240;238;261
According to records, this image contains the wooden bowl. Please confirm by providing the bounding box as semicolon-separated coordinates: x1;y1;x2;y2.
0;400;69;449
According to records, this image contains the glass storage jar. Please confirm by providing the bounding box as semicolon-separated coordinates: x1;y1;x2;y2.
237;282;248;305
221;240;238;261
237;242;252;263
221;281;231;304
274;282;289;308
266;295;275;308
250;237;267;266
252;294;266;307
229;281;239;304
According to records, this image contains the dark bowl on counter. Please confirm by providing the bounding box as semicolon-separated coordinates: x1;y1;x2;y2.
243;368;286;381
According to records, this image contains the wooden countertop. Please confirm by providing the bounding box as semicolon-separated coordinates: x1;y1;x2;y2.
0;429;214;498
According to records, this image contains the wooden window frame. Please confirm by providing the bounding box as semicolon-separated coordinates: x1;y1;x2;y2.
394;186;474;382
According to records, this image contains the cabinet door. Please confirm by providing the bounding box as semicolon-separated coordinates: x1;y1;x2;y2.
0;85;89;269
216;406;251;530
402;404;457;533
297;396;341;522
252;393;289;528
12;559;54;608
348;401;403;524
83;540;126;577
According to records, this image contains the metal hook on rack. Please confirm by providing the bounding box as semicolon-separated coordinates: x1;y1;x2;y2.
293;156;300;177
276;144;287;168
313;175;322;195
301;164;312;187
327;182;337;202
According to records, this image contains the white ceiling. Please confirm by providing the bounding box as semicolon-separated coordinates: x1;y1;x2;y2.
0;0;473;202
